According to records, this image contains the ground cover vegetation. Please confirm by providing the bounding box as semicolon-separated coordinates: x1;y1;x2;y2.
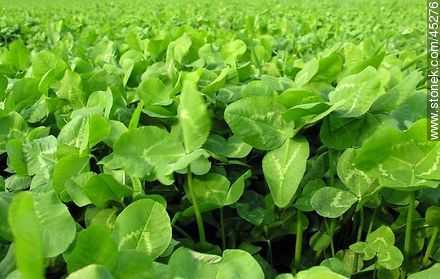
0;0;438;278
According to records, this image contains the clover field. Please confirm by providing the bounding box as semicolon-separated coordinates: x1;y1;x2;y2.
0;0;439;278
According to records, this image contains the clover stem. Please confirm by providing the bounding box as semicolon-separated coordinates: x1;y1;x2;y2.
327;150;336;258
172;224;193;240
295;210;304;269
404;192;415;259
315;250;322;260
264;226;273;266
328;150;335;187
220;207;226;250
267;239;274;267
353;207;364;273
372;260;378;279
329;218;336;257
187;167;206;244
367;207;378;236
357;207;364;242
422;225;439;266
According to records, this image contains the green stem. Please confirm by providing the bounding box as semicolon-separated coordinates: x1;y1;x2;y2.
327;150;336;258
295;210;304;269
367;207;378;236
315;250;322;261
267;240;273;267
264;226;273;266
220;207;226;250
329;218;336;257
130;176;144;195
354;207;364;273
404;192;415;259
422;226;439;266
328;150;335;187
372;260;378;279
187;167;206;244
357;207;365;242
172;224;193;240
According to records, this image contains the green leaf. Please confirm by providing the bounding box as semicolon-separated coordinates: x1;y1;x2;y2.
263;138;309;208
329;66;383;118
112;250;155;279
178;73;211;154
366;225;395;248
6;139;27;176
167;33;192;64
294;59;319;88
168;247;220;278
65;172;93;207
0;112;28;154
232;190;275;226
5;78;41;113
408;263;440;279
128;100;144;130
310;187;358;218
88;115;111;147
84;174;132;208
203;135;252;158
52;154;90;195
217;249;265;279
295;179;325;212
241;80;272;98
294;266;347;279
113;198;172;259
183;172;230;216
309;231;331;252
283;102;332;122
113;126;185;181
57;70;86;109
8;192;45;279
87;90;113;118
372;70;423;113
355;119;440;190
31;50;67;80
0;74;7;100
349;242;376;261
0;192;13;241
277;89;323;109
33;191;76;257
426;206;440;226
58;116;90;153
319;114;398;150
224;96;294;150
224;170;252;206
168;247;264;279
377;245;403;270
23;135;57;176
66;265;113;279
65;225;118;273
103;120;128;147
164;149;210;176
224;135;253;158
221;40;247;65
5;40;30;71
312;51;344;83
320;257;352;278
337;148;378;199
137;78;172;106
201;67;230;95
4;175;30;192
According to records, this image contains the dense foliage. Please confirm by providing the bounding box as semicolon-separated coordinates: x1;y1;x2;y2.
0;0;438;278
